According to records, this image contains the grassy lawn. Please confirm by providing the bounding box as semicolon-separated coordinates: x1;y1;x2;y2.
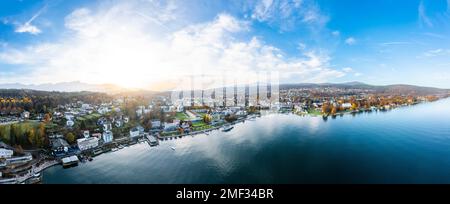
192;121;207;127
175;112;189;120
307;109;322;116
79;113;102;121
192;125;213;131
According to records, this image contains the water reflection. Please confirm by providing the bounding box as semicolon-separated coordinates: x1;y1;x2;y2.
43;98;450;184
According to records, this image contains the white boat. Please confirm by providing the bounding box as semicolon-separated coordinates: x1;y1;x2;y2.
111;148;118;152
171;146;175;150
222;124;234;132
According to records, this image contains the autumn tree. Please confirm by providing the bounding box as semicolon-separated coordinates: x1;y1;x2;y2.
203;114;212;124
44;113;52;123
65;132;76;144
27;129;36;146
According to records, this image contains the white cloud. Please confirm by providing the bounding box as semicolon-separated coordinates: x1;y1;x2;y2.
15;23;41;35
380;42;411;46
0;1;344;90
251;0;328;31
332;30;340;36
342;67;353;73
418;1;433;27
14;5;46;35
354;73;362;77
422;49;450;57
345;37;356;45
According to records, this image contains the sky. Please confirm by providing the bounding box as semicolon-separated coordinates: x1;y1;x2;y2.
0;0;450;90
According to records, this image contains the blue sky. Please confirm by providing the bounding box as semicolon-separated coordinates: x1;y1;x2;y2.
0;0;450;90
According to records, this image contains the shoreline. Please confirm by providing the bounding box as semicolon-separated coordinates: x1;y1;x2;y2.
3;98;447;184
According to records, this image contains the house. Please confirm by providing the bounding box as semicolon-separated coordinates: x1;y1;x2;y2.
97;117;107;126
77;137;99;151
81;104;91;110
98;107;110;115
123;117;129;123
21;111;30;119
64;112;75;121
129;127;140;138
103;122;112;131
151;120;161;130
83;130;90;138
51;138;69;154
0;148;13;159
115;120;123;128
176;105;184;112
102;131;114;143
66;120;75;127
163;122;178;132
137;125;145;134
342;103;352;109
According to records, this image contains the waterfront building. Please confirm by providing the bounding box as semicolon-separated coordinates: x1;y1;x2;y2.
130;127;140;138
164;122;179;132
77;137;99;151
0;148;13;159
62;155;79;168
50;138;69;154
6;154;33;164
83;130;90;138
102;131;114;143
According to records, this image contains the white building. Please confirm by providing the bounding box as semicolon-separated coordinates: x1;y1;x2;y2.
342;103;352;109
0;148;13;159
164;122;178;132
151;120;161;129
83;130;90;138
102;131;114;143
103;122;112;131
98;107;110;115
129;128;140;138
66;120;75;127
21;111;30;119
77;137;99;151
115;120;123;128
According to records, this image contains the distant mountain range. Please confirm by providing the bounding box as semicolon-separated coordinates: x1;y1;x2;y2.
0;81;130;93
0;81;449;96
280;81;450;96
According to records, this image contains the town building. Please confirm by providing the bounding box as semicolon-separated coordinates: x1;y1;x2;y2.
66;120;75;127
50;138;70;155
0;148;13;159
130;127;140;138
77;137;99;151
102;131;114;143
21;111;30;119
83;130;90;138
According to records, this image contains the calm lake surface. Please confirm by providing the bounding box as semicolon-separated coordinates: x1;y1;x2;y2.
43;98;450;184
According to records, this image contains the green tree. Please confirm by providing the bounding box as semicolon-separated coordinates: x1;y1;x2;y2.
65;132;76;144
27;129;36;146
203;114;212;124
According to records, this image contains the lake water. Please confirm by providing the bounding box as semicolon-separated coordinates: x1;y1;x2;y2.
43;98;450;183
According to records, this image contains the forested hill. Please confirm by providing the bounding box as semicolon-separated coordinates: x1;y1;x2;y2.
280;82;450;96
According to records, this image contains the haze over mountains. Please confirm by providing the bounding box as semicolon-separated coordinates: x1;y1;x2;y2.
0;81;449;96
